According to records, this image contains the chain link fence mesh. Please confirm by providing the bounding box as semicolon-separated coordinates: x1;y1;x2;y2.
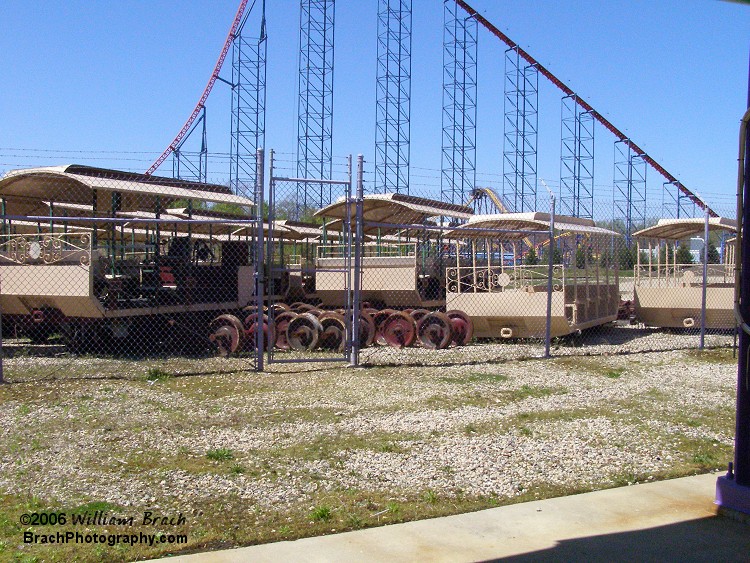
0;160;738;378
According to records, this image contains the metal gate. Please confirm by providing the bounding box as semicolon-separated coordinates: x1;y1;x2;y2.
258;150;359;368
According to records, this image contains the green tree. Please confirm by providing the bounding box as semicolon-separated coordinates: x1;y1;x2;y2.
524;246;538;265
617;245;638;270
540;244;563;264
706;241;720;264
675;243;693;264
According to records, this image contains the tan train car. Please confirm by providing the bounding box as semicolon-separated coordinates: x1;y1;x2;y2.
312;193;473;309
444;212;621;338
632;216;736;329
0;165;259;350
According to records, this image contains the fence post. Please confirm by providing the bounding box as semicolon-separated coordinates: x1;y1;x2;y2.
255;148;265;372
0;276;4;384
350;155;364;367
700;208;709;349
545;194;555;358
344;155;353;359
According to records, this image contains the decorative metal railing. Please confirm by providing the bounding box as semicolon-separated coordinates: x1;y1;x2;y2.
318;242;417;260
0;233;92;266
635;263;732;288
446;264;565;294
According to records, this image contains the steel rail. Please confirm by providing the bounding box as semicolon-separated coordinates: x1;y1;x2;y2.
454;0;717;218
145;0;250;176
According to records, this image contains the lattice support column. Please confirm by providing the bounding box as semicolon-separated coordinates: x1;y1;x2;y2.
172;107;208;183
559;95;594;219
230;3;267;200
441;0;477;206
297;0;336;213
661;180;696;219
503;47;538;213
375;0;411;195
613;140;647;246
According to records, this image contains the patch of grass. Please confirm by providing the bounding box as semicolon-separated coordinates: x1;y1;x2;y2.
206;448;234;462
422;490;438;504
686;348;735;364
506;384;566;401
144;367;172;382
229;464;245;474
439;372;509;384
605;368;624;379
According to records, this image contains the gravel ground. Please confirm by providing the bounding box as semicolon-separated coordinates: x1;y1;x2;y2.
0;330;737;559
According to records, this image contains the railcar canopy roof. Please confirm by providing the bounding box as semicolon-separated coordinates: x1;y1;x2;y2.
0;165;255;217
632;217;737;240
315;193;473;233
444;212;620;239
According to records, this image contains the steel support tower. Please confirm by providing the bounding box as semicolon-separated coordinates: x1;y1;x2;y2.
613;140;647;245
661;180;696;218
503;47;538;213
559;95;594;218
297;0;335;213
441;0;477;205
375;0;411;195
172;107;208;183
230;1;267;200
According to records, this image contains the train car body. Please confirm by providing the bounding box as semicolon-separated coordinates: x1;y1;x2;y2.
445;213;621;338
0;165;259;348
632;217;736;329
313;193;473;309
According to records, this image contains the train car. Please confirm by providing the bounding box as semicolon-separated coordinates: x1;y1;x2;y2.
0;165;259;352
312;192;473;309
631;216;736;329
444;212;621;338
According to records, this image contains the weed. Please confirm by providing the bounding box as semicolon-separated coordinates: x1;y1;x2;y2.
346;513;364;529
422;490;438;504
464;423;478;435
206;448;234;461
310;506;332;522
605;368;624;379
145;367;171;382
386;502;400;515
230;464;245;474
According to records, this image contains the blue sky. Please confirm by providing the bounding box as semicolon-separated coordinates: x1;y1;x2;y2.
1;0;747;215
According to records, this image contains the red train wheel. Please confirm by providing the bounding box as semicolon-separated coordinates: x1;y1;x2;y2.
272;311;297;350
373;308;397;345
382;312;416;349
417;312;453;350
208;314;244;357
410;309;430;324
290;302;314;313
287;313;323;351
446;310;474;346
319;313;346;352
358;313;376;348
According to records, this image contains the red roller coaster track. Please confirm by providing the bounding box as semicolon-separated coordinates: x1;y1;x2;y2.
455;0;717;218
145;0;249;176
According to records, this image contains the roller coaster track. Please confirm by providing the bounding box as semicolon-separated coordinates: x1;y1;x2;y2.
455;0;717;218
145;0;250;176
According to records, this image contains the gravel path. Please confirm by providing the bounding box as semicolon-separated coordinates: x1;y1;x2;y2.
0;341;737;518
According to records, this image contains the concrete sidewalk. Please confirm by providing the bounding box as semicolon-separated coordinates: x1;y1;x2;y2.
151;472;750;562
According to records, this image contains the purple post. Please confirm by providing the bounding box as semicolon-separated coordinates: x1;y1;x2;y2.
716;47;750;514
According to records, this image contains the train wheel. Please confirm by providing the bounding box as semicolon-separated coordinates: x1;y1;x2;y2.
272;311;297;350
417;312;453;350
243;312;271;351
290;302;314;313
409;309;430;324
358;312;376;348
287;313;322;351
373;309;397;345
208;314;244;357
446;310;474;346
381;312;416;349
319;313;346;352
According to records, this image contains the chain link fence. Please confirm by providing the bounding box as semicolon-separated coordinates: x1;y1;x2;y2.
0;164;262;381
0;158;738;378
